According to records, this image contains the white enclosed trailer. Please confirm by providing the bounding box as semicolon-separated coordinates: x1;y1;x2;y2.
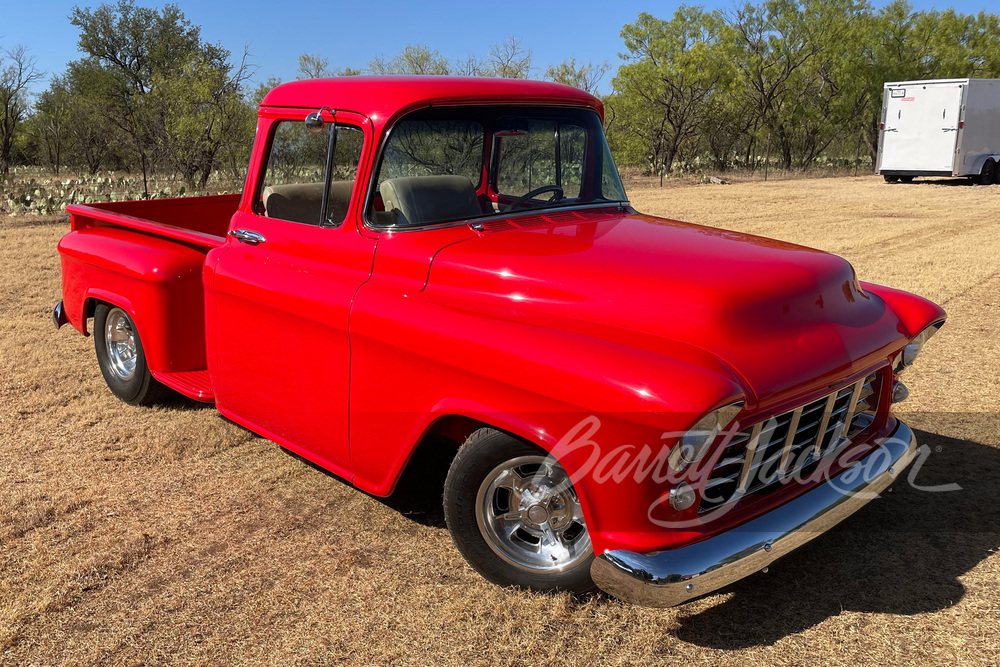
876;78;1000;184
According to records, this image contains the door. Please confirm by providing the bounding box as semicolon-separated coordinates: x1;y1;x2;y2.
880;83;964;172
212;112;375;472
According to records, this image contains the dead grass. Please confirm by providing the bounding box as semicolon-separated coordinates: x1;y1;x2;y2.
1;175;998;665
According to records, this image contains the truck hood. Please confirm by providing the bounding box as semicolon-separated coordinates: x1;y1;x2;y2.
426;210;903;406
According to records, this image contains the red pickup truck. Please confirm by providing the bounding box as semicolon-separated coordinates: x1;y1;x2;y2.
54;76;946;607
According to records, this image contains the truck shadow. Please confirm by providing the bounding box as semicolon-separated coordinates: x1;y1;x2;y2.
674;418;1000;648
157;393;216;412
281;434;454;529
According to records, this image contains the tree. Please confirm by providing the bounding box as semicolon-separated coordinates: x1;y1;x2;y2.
544;58;609;94
297;53;330;79
252;76;283;105
32;76;72;174
151;48;254;188
68;1;255;194
67;93;119;174
0;45;44;176
485;37;532;78
726;0;823;170
296;53;361;79
370;45;450;75
612;9;733;180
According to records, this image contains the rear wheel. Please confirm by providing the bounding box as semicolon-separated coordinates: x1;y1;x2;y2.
94;303;166;405
883;175;899;183
975;160;995;185
443;428;594;593
899;175;915;183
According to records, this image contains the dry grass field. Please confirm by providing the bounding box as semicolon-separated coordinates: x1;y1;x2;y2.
2;176;998;665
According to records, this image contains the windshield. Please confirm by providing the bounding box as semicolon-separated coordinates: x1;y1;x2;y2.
367;106;627;228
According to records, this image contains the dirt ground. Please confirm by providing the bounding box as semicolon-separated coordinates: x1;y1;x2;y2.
1;176;998;665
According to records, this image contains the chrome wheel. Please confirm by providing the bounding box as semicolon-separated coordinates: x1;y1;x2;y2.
476;455;592;572
103;307;137;381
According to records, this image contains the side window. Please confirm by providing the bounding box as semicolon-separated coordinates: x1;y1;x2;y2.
258;121;364;226
496;120;586;199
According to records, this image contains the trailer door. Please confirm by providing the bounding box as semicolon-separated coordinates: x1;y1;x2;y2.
880;83;963;173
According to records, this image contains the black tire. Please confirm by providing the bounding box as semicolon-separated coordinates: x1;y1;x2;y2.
443;428;595;593
883;175;899;183
975;160;995;185
94;303;167;405
899;175;914;183
993;163;1000;185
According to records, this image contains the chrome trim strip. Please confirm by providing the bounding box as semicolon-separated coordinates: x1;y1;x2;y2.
704;472;741;491
591;419;918;608
716;456;745;470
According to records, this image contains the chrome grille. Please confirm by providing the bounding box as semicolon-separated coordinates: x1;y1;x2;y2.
699;371;882;513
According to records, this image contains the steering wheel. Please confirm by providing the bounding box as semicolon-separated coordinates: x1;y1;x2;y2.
504;185;564;212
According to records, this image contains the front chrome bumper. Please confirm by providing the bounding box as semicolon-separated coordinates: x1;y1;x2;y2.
591;419;918;607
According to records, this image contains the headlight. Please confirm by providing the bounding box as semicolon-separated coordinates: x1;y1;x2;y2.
669;402;743;471
895;321;944;373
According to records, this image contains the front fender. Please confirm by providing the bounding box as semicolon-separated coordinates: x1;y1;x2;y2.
860;281;946;339
347;281;747;554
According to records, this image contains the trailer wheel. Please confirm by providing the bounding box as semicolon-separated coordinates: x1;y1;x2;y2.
975;160;995;186
94;303;167;406
883;175;899;183
899;176;914;183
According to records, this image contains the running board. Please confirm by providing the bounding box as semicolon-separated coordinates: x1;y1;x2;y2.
152;369;215;402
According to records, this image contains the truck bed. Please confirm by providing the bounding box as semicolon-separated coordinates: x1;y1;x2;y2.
65;193;239;248
59;194;240;402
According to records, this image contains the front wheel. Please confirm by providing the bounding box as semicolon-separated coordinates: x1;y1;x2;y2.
443;428;595;593
94;303;166;405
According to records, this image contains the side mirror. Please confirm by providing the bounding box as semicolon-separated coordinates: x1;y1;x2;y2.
305;111;325;134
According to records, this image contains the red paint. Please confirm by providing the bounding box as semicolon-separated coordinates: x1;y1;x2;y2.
56;77;946;556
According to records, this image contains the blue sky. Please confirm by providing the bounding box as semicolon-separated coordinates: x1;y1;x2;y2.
1;0;989;95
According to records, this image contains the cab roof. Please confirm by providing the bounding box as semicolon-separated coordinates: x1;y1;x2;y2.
260;76;603;122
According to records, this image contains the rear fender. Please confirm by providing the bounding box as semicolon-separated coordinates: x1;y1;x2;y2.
58;227;209;372
968;154;1000;176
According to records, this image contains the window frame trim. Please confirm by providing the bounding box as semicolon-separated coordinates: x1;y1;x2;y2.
253;113;367;229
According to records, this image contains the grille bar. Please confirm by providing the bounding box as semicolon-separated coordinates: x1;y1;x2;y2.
736;423;764;494
812;393;838;456
778;406;804;473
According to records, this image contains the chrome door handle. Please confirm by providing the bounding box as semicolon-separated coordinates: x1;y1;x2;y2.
229;228;266;245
